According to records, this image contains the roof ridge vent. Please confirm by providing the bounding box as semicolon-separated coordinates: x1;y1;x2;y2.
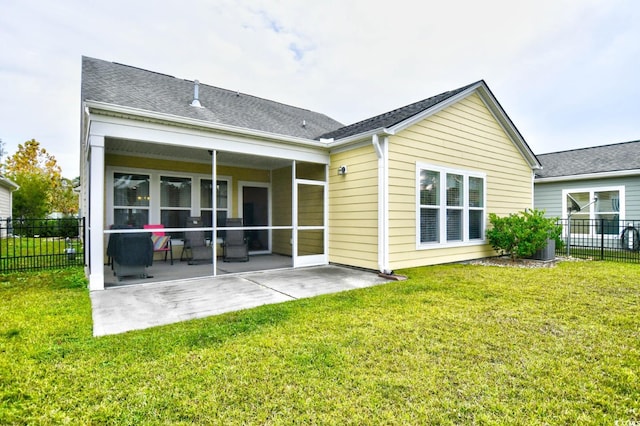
190;80;203;108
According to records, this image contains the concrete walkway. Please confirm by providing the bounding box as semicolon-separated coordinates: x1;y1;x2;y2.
91;265;392;336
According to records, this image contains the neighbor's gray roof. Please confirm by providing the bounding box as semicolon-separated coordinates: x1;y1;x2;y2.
81;56;344;139
318;81;479;140
536;140;640;179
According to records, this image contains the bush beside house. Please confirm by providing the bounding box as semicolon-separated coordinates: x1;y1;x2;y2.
486;209;562;260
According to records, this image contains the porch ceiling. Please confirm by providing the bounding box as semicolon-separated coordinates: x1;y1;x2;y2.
106;138;297;170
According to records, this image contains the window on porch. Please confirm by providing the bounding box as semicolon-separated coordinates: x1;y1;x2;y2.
160;176;192;238
113;173;150;228
200;179;229;241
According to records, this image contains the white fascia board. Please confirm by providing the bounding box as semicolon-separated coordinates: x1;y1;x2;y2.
473;85;542;171
0;176;19;191
327;81;541;171
328;83;485;149
84;101;328;149
86;106;330;165
385;83;483;134
535;169;640;183
369;81;541;171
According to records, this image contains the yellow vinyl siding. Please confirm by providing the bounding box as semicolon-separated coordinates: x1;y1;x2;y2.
106;154;211;175
329;145;379;270
271;166;293;256
387;93;533;269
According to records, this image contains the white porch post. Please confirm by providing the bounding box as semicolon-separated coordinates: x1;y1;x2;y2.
291;160;297;267
212;149;217;277
88;135;105;291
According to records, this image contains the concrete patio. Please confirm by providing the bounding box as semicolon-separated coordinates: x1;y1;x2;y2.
91;264;392;336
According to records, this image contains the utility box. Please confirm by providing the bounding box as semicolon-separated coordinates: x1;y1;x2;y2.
532;238;556;261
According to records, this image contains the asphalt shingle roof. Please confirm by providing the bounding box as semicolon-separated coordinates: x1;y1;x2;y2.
82;57;487;145
81;56;344;139
536;140;640;178
318;81;480;140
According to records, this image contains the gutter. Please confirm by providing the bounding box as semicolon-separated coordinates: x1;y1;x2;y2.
326;127;395;150
0;176;19;191
535;169;640;183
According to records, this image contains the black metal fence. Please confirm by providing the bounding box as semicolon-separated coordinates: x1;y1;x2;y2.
556;218;640;263
0;217;85;273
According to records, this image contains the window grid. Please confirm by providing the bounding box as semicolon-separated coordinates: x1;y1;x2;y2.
417;164;485;248
564;187;623;237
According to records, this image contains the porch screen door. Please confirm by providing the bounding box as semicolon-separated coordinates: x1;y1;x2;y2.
242;185;270;253
295;180;327;267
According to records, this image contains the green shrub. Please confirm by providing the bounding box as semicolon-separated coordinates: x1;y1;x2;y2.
12;217;80;238
486;209;562;260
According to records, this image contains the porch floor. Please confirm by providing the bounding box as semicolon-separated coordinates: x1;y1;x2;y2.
104;254;293;287
91;264;392;336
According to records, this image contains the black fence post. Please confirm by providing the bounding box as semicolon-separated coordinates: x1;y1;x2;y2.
81;217;86;266
600;218;604;261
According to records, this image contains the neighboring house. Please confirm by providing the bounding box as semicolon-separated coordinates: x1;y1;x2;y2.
535;140;640;249
0;175;18;236
535;139;640;223
81;56;540;291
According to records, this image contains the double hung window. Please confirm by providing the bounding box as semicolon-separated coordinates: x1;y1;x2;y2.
417;164;485;248
113;173;150;228
160;176;192;237
200;178;230;240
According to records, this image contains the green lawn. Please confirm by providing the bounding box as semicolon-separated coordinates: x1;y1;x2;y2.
1;262;639;424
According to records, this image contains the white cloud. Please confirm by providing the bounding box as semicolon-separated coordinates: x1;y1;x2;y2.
0;0;638;175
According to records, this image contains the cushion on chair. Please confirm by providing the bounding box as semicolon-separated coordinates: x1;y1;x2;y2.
151;235;170;251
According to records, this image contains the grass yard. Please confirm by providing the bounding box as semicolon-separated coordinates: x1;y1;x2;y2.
1;262;639;424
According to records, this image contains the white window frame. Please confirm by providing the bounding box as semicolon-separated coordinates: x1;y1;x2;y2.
561;186;625;237
159;174;193;228
110;171;151;227
106;166;231;234
416;163;487;250
199;176;232;224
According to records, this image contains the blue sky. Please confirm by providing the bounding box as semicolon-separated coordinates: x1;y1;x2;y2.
1;0;638;177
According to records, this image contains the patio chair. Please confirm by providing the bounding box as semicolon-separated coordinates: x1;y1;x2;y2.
180;216;213;265
107;231;154;280
143;224;173;265
222;218;249;262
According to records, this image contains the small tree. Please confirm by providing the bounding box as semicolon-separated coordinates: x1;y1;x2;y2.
50;177;79;216
4;139;65;218
486;209;562;260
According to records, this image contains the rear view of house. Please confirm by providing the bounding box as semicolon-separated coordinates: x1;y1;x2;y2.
81;57;540;290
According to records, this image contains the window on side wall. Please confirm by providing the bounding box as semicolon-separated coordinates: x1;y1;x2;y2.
563;187;624;236
417;164;486;248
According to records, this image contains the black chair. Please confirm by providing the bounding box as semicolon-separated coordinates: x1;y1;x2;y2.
222;218;249;262
181;216;213;265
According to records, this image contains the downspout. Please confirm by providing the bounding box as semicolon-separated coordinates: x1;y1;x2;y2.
372;134;391;274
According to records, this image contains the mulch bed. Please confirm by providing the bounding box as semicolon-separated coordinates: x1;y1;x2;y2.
465;256;585;268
